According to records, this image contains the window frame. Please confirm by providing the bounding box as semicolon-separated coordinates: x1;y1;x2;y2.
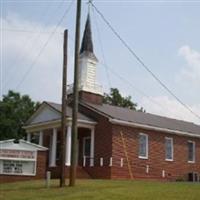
138;133;149;159
188;140;195;163
165;137;174;161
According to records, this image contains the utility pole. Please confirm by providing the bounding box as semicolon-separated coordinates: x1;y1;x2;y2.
69;0;82;187
60;29;68;187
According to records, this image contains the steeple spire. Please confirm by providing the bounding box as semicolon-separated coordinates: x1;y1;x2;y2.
80;13;94;54
78;10;103;102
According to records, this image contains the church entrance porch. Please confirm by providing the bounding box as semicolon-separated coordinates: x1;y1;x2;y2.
25;123;95;179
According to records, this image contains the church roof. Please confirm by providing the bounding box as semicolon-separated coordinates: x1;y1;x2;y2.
25;101;96;126
80;13;97;62
25;100;200;137
47;101;95;123
81;102;200;137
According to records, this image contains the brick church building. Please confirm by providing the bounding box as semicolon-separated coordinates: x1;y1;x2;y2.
24;14;200;181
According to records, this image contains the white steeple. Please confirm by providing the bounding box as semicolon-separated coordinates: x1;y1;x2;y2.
78;14;103;95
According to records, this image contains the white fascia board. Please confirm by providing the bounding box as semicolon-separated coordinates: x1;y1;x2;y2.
23;118;96;132
0;139;15;143
19;140;48;151
109;118;200;139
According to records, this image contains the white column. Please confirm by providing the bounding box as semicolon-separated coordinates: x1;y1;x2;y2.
39;130;43;146
90;128;95;167
50;128;57;167
65;126;71;166
27;133;31;142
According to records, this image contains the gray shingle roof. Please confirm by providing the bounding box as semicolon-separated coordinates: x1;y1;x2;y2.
46;102;95;123
82;102;200;136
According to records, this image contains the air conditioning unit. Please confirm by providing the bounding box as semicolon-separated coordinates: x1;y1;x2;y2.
188;172;199;182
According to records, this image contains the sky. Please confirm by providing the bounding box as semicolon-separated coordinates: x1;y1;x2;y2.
0;0;200;124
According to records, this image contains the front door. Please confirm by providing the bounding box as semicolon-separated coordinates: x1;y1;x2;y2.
83;137;91;166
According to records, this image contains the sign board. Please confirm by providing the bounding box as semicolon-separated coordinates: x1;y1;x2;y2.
0;149;36;160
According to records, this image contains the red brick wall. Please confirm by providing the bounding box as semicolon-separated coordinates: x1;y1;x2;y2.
0;151;48;183
111;124;200;181
79;104;112;178
84;167;111;179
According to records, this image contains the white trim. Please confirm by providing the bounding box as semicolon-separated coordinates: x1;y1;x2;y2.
100;157;103;167
39;131;43;146
138;133;148;159
188;140;195;163
165;137;174;161
0;172;36;176
83;156;86;167
49;128;57;167
27;133;31;142
120;158;123;167
109;118;200;138
23;118;96;133
0;157;36;162
0;139;15;144
19;140;47;151
90;128;95;167
109;157;113;167
65;126;71;166
146;165;149;174
162;170;165;178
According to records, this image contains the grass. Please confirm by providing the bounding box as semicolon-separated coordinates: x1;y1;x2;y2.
0;179;200;200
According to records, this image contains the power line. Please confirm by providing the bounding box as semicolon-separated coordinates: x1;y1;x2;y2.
15;0;74;90
60;10;174;116
92;6;112;90
100;61;175;114
91;2;200;121
4;0;66;91
92;8;173;114
0;28;63;34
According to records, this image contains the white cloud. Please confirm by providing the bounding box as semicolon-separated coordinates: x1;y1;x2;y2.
178;45;200;86
141;95;200;125
2;13;74;103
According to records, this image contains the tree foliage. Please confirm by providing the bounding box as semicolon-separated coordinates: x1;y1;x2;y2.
103;88;145;112
0;90;40;140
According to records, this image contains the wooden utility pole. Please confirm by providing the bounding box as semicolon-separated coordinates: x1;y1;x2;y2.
60;29;68;187
69;0;82;187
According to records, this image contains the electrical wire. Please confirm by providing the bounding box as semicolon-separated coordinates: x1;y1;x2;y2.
100;61;175;114
92;6;112;90
91;2;200;121
0;28;63;34
4;3;54;89
15;0;74;90
4;0;66;91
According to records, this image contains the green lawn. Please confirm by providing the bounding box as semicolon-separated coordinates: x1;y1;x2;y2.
0;179;200;200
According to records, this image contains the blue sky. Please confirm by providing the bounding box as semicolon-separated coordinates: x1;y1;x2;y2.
1;0;200;124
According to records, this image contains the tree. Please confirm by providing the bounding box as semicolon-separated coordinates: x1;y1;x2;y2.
103;88;145;112
0;90;40;140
